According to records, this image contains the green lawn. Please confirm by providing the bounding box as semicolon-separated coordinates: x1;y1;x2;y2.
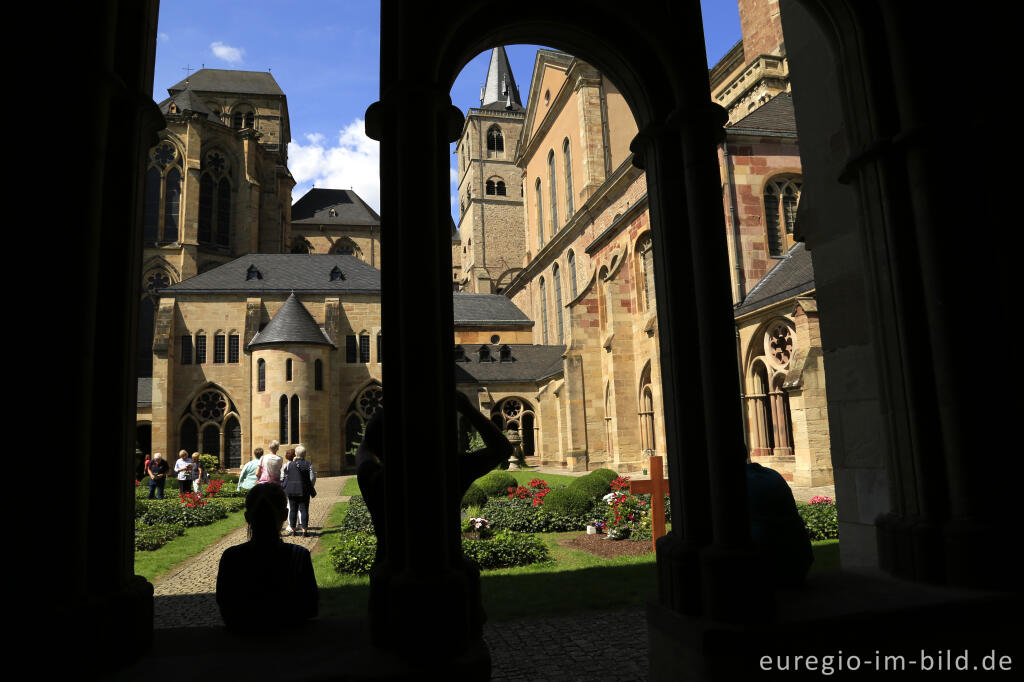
134;511;248;581
313;499;842;623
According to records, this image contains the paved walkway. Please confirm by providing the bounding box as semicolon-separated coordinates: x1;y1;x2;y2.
151;474;349;629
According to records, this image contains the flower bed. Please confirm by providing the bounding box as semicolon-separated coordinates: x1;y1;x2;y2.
134;476;245;551
798;496;839;540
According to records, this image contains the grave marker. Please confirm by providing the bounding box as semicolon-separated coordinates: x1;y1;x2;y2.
629;455;668;552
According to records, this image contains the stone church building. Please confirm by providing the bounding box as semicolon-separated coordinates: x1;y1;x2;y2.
137;0;832;487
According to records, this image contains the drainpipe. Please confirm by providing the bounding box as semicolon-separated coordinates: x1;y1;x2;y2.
720;140;746;302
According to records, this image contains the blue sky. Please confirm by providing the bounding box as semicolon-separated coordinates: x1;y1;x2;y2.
153;1;740;219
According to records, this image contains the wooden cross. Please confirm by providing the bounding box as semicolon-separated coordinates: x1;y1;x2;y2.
629;455;668;552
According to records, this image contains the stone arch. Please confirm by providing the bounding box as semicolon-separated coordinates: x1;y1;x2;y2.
330;237;363;259
491;396;537;458
290;236;313;254
638;360;656;455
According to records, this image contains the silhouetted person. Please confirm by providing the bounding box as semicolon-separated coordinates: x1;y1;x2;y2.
216;483;317;631
746;455;814;587
356;391;513;561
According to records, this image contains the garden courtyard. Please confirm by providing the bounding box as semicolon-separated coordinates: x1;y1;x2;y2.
131;466;838;680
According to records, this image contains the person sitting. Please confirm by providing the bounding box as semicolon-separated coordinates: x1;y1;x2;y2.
216;483;318;631
746;457;814;587
236;448;262;493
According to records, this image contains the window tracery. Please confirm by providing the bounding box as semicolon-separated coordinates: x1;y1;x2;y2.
143;141;183;245
763;176;802;257
198;150;231;247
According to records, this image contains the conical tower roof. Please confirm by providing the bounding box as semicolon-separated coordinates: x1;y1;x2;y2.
480;46;523;111
248;292;335;349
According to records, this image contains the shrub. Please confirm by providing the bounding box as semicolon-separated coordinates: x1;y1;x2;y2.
589;468;619;487
462;530;552;569
339;495;375;533
798;499;839;540
461;483;488;509
134;522;185;551
137;497;234;527
482;497;547;533
329;532;377;574
542;486;594;518
477;471;519;498
569;474;612;500
197;454;219;475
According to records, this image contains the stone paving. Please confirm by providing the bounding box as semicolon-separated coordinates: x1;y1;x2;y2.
151;474;348;629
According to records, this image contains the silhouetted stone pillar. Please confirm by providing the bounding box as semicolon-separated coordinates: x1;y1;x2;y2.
634;0;765;625
365;3;489;675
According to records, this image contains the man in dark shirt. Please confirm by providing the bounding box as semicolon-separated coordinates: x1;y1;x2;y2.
746;458;814;587
146;453;169;500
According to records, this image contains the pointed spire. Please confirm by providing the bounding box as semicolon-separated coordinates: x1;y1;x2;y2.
480;46;522;110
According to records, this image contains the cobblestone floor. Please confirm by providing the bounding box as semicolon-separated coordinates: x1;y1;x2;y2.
151;475;348;629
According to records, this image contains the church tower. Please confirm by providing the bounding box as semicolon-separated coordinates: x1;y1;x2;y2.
454;47;526;293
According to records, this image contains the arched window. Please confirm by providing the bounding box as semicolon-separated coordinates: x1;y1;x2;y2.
359;334;370;363
486;180;495;195
199;150;231;247
232;111;243;129
598;266;609;329
291;237;312;254
216;178;231;246
315;359;323;390
496;181;506;196
244;111;254;129
763;176;802;257
547;150;558;232
228;334;239;363
286;358;293;381
279;395;288;444
198;174;213;243
539;277;549;344
257;359;266;392
290;395;300;443
213;333;226;363
535;179;544;249
552;264;563;343
195;333;207;364
567;250;578;300
636;234;655;311
486;126;503;156
563;138;574;217
142;141;183;244
638;362;655;454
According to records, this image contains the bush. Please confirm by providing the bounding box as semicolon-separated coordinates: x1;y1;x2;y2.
477;471;519;498
461;530;552;570
461;483;487;509
339;495;374;533
136;497;239;527
482;497;547;532
197;454;219;475
589;468;619;487
329;532;377;574
542;486;593;518
569;474;612;500
134;522;185;551
798;500;839;540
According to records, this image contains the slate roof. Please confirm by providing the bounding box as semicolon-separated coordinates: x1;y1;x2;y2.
168;69;285;96
454;345;565;383
158;87;219;123
137;378;152;406
248;292;336;348
291;188;381;226
453;294;532;326
734;242;815;316
161;254;381;294
727;92;798;137
480;46;524;111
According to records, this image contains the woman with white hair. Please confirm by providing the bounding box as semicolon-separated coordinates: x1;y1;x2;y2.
282;445;317;536
256;440;283;486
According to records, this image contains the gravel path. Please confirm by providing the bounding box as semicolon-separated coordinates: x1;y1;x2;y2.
152;475;349;629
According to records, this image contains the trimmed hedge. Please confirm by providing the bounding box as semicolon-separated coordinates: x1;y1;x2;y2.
477;471;519;498
338;495;374;533
798;501;839;540
135;498;244;528
569;473;612;500
461;483;488;509
329;532;377;574
329;529;550;574
481;496;598;533
589;468;619;487
542;486;593;518
134;522;185;551
462;530;551;569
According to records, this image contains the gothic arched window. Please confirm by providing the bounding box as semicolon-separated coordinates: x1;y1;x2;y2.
279;395;288;444
496;181;506;196
539;277;549;344
285;358;293;381
257;359;266;392
636;233;655;312
216;178;231;246
486;180;495;195
552;264;563;343
567;250;578;300
142;141;183;245
290;395;300;444
763;176;802;257
548;150;559;232
486;126;504;156
535;179;544;249
198;150;231;247
563;138;574;217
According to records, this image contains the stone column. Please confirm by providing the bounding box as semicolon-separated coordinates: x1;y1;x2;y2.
366;6;489;672
563;352;589;471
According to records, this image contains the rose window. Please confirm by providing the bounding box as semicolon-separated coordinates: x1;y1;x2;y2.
145;271;170;295
358;386;382;418
767;325;794;366
194;390;228;422
206;152;226;174
501;399;523;419
153;143;176;167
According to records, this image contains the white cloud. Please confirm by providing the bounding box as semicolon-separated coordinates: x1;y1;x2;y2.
159;32;169;43
289;119;380;210
210;41;244;64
